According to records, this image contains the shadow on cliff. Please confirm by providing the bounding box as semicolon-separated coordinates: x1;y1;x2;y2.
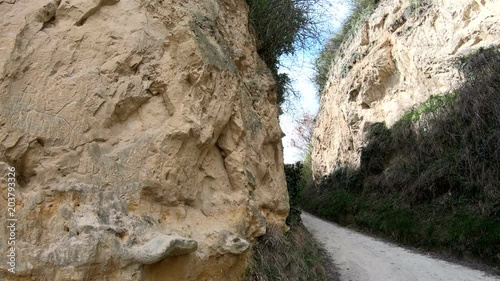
301;46;500;266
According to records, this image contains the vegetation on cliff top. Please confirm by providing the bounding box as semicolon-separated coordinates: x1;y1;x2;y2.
313;0;380;94
295;47;500;266
313;0;432;95
247;0;321;106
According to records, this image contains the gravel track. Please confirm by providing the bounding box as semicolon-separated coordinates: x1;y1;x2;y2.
302;212;500;281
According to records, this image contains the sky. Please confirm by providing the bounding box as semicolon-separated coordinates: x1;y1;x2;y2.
279;0;351;164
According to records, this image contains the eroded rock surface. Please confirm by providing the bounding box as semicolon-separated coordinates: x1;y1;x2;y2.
312;0;500;176
0;0;289;280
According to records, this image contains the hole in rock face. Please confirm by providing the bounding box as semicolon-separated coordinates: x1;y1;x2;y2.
349;89;359;101
36;138;45;147
17;174;31;188
115;231;127;240
232;237;241;243
15;137;47;188
42;16;56;30
361;102;371;109
64;226;70;232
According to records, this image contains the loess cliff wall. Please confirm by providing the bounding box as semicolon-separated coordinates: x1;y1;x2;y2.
312;0;500;177
0;0;289;280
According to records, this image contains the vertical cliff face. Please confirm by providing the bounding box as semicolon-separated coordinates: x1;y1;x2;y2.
312;0;499;177
0;0;288;280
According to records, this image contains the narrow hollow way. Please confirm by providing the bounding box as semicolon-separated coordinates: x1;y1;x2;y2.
302;212;500;281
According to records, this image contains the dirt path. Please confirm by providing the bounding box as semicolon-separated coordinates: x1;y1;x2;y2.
301;212;499;281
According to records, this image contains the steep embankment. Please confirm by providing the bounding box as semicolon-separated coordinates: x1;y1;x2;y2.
308;0;500;265
313;0;499;172
0;0;288;280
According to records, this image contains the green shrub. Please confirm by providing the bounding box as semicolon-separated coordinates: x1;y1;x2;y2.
285;162;304;225
284;149;314;225
247;0;320;106
318;166;363;193
400;93;457;122
300;151;314;189
313;38;340;93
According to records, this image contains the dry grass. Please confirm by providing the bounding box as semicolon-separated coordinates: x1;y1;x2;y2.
247;0;322;106
245;224;339;281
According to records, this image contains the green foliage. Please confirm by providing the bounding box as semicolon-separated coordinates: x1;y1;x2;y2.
400;93;457;122
275;72;294;106
247;0;320;106
318;166;364;192
313;38;340;93
300;151;314;189
285;162;304;225
246;224;337;281
313;0;380;94
302;46;500;264
284;150;313;225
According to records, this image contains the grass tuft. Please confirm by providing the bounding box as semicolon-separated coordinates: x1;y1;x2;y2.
245;224;338;281
247;0;321;106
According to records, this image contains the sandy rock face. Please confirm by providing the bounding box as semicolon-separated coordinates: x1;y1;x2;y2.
312;0;500;177
0;0;289;280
